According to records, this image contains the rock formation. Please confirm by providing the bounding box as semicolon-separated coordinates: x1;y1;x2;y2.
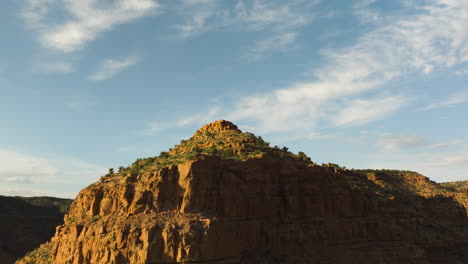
0;196;72;264
17;120;468;264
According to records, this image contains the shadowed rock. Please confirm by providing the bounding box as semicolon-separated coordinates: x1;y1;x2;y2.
0;196;72;264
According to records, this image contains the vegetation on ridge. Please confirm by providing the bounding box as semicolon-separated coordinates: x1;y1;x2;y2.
20;242;54;264
99;120;313;183
14;196;73;214
440;180;468;191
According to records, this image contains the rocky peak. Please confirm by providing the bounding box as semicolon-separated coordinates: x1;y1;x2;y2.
165;120;310;163
92;121;311;185
194;120;241;135
16;120;468;264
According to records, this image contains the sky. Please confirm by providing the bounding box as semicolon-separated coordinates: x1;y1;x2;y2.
1;0;468;198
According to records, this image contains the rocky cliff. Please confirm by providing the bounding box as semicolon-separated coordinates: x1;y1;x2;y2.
17;121;468;264
0;196;72;264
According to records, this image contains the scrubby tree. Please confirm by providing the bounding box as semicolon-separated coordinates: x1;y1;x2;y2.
297;151;311;162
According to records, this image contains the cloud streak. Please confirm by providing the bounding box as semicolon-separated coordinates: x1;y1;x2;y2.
0;148;106;197
22;0;159;53
333;96;407;126
0;149;57;183
139;0;468;135
423;90;468;110
89;56;139;81
221;0;468;132
177;0;316;57
376;133;428;151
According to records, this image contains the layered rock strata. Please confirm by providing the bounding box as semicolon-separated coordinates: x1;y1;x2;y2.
17;121;468;264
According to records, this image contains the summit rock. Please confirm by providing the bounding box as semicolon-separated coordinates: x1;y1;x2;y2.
195;120;240;134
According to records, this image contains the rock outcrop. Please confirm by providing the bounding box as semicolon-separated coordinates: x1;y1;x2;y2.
17;121;468;264
0;196;72;264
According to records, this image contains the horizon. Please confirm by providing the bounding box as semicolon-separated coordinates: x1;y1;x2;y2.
1;0;467;199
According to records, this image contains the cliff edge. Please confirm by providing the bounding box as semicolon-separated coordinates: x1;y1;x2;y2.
17;120;468;264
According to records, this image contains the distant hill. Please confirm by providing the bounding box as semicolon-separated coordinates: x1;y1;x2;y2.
441;180;468;192
0;195;72;264
13;196;72;214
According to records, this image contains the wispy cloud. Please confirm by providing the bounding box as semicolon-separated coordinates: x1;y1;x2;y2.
423;90;468;110
456;69;468;75
353;0;379;24
135;0;468;135
177;0;317;57
418;147;468;168
21;0;159;53
177;0;219;38
220;0;468;132
0;149;57;183
0;148;105;183
145;105;221;136
376;133;428;151
251;31;298;59
333;96;407;126
375;132;468;151
89;56;139;81
426;140;468;149
0;148;106;198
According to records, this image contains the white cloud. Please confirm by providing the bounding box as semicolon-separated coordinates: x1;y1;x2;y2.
177;0;219;38
0;149;57;183
377;133;428;151
0;148;106;198
417;147;468;168
139;0;468;134
353;0;379;24
423;90;468;110
333;96;407;126
426;140;468;149
89;56;139;81
221;0;468;132
22;0;159;53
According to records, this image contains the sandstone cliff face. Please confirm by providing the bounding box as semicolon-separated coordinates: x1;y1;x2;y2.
17;121;468;264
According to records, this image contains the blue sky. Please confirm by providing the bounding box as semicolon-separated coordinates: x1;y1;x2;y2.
1;0;467;198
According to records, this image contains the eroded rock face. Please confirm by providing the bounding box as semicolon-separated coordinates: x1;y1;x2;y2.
17;157;468;264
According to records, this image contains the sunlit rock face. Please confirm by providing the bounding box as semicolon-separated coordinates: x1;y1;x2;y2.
17;121;468;264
